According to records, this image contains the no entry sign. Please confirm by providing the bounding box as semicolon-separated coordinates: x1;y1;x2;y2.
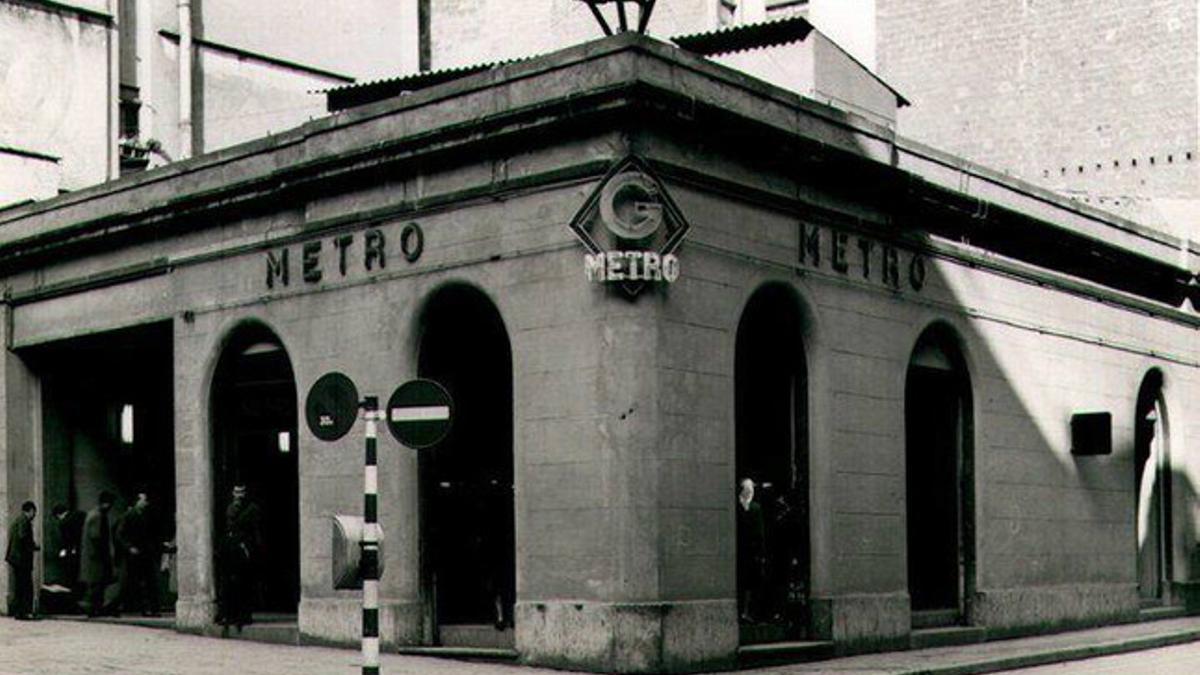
305;372;359;442
386;379;452;449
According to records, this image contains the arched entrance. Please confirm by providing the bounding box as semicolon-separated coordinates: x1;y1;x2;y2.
210;323;299;615
1135;369;1170;605
417;285;515;646
905;324;974;628
734;284;810;643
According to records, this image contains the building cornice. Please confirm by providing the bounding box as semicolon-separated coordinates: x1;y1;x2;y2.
0;34;1192;311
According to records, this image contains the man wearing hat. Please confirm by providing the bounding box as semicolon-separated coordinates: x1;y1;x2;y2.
6;500;40;619
217;483;262;631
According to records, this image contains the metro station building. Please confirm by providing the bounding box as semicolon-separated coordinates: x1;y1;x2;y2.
2;29;1199;673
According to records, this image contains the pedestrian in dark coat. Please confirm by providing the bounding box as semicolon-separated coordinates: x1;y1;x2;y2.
5;501;39;619
116;491;160;616
736;478;767;623
79;491;116;617
217;484;263;631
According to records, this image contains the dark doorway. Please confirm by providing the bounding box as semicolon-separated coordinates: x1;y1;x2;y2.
418;285;515;646
28;322;175;614
210;323;299;614
905;325;973;627
1134;369;1169;606
734;284;810;643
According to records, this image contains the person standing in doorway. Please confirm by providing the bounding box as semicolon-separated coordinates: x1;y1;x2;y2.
5;501;40;620
116;491;160;616
80;491;116;617
217;483;262;632
737;478;766;623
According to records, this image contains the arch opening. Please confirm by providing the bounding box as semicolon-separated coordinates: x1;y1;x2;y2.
905;323;974;627
1134;369;1170;605
734;283;811;643
210;322;299;617
417;284;515;645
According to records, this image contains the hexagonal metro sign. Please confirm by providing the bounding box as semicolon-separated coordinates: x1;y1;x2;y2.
569;155;691;296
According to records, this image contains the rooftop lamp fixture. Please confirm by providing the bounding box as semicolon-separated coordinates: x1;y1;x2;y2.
576;0;657;36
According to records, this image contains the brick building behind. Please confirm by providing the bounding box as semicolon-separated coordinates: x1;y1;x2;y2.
876;0;1198;209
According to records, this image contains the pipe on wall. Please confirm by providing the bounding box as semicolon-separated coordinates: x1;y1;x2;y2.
107;1;120;178
178;0;193;159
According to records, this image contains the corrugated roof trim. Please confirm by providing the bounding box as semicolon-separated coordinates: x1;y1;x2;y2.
672;15;909;107
320;56;536;112
672;14;816;56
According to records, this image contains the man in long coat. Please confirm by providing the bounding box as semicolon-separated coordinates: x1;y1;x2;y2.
116;491;160;616
80;491;116;617
217;484;262;631
5;501;39;619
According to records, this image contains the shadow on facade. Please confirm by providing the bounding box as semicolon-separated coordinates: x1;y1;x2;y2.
698;105;1197;645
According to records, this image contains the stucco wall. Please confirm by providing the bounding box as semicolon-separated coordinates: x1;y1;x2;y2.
0;2;110;193
194;0;413;80
196;47;338;154
0;151;59;205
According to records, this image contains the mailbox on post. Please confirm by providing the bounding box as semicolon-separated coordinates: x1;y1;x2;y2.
331;514;385;590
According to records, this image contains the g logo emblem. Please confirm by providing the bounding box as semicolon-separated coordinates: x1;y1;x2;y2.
599;172;663;241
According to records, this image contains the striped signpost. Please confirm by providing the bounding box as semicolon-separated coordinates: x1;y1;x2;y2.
362;396;381;675
305;374;453;675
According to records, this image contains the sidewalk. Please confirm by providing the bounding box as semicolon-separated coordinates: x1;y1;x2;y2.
2;614;1199;674
0;616;556;675
751;617;1200;674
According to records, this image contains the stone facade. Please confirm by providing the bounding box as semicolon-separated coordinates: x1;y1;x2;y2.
1;33;1197;673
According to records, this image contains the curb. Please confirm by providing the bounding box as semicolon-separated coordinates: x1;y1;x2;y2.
906;628;1200;675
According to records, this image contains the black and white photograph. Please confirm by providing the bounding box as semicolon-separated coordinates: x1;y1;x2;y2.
1;1;1199;673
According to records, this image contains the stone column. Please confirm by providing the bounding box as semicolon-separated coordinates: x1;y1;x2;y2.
173;314;216;630
1;304;39;616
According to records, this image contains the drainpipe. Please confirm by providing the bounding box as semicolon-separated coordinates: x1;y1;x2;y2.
108;1;120;178
178;0;193;159
137;0;153;149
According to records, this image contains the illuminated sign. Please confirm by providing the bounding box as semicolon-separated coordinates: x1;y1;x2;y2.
569;156;690;296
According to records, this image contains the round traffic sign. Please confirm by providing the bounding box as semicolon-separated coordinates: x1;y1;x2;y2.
305;372;359;442
386;379;453;449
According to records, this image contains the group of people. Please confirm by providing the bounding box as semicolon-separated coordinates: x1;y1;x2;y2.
6;484;261;629
76;490;167;617
6;490;168;620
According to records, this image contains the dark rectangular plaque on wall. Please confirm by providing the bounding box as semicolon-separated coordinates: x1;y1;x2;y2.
1071;412;1112;456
